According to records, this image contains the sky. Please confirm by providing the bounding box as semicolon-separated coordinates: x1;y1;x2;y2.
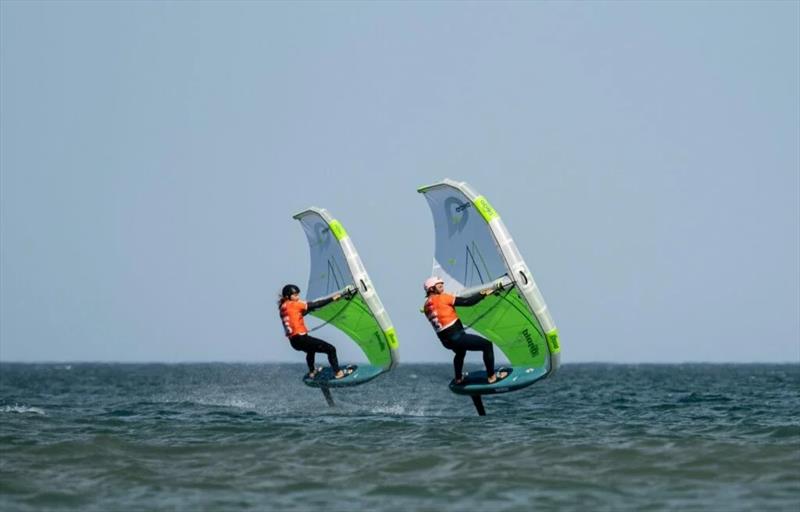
1;1;798;364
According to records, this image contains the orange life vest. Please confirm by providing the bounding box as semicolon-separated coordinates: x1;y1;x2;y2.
424;293;458;332
280;299;308;337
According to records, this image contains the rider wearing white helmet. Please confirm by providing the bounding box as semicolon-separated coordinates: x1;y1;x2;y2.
422;277;508;384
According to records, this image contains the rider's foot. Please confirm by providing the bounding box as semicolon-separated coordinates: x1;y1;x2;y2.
487;370;508;384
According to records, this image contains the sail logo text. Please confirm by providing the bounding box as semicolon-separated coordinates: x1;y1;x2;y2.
522;328;539;358
444;197;470;237
312;222;332;251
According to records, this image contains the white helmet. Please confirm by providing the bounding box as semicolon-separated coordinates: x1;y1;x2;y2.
423;276;444;292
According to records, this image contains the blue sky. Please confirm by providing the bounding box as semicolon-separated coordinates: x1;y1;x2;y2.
1;1;798;363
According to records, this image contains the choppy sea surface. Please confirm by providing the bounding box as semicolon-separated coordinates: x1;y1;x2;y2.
1;363;798;511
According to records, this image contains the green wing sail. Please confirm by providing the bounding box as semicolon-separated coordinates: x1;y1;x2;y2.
455;287;548;368
309;294;392;368
294;207;399;372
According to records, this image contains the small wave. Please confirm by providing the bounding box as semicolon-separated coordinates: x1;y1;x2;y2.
155;394;258;411
194;397;257;410
370;404;428;416
1;404;46;415
678;392;733;404
768;425;800;439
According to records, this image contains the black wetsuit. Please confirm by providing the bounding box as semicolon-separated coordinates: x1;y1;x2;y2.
287;296;340;374
436;293;495;381
289;334;340;375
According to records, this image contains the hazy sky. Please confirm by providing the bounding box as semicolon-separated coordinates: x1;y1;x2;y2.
1;1;798;364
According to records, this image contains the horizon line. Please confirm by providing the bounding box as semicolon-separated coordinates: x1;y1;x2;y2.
1;360;798;365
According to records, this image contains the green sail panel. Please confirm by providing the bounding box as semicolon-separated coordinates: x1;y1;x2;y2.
455;288;547;368
309;295;392;368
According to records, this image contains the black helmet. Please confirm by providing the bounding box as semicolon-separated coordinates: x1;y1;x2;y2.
281;284;300;298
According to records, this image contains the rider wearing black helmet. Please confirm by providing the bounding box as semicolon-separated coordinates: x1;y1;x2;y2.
278;284;347;379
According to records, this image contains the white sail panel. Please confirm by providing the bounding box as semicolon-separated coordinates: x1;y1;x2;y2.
420;186;508;293
296;212;355;300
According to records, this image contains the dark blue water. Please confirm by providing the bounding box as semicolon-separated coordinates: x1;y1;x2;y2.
1;363;798;511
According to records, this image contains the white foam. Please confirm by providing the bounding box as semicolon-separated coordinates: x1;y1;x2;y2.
2;404;46;415
370;404;428;417
194;397;257;410
154;393;258;410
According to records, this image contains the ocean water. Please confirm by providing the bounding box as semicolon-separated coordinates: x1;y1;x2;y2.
1;363;798;511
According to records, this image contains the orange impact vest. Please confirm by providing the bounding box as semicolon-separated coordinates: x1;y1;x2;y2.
280;300;308;337
424;293;458;332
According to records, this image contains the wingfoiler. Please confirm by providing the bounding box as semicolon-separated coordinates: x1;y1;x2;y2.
418;179;560;414
292;208;399;405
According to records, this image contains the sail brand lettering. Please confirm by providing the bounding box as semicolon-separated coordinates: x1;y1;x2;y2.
522;329;539;357
313;222;332;251
444;197;469;237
